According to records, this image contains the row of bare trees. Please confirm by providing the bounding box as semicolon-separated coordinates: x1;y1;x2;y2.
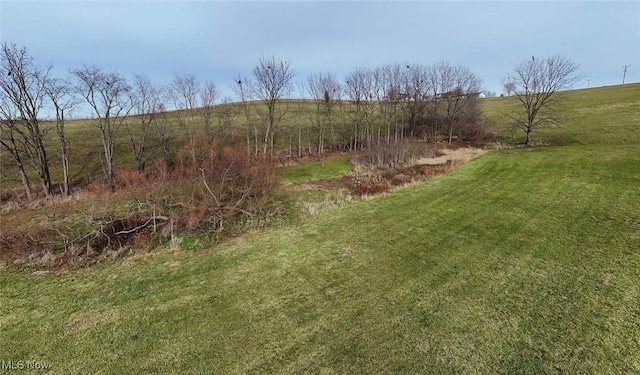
0;42;230;199
233;60;486;158
4;41;577;201
0;44;485;200
341;62;484;148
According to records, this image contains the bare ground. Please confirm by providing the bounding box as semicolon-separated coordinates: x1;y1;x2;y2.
416;147;488;165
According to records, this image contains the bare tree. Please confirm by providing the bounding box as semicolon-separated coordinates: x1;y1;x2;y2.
0;42;53;197
71;65;132;184
199;81;217;143
216;96;238;139
502;55;581;145
232;75;257;156
0;106;32;199
304;72;341;155
402;64;431;139
376;64;405;145
129;74;163;172
440;65;483;143
152;101;176;165
251;56;295;154
169;73;199;112
344;67;376;150
370;67;387;146
168;73;200;161
45;77;76;195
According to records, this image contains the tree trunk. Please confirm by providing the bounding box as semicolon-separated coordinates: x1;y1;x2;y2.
103;138;115;185
246;125;251;156
39;156;52;197
18;163;32;200
32;125;53;197
253;124;259;158
298;127;301;159
61;152;70;195
57;113;70;196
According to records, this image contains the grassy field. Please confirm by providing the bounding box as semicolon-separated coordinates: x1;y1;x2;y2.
1;83;639;373
483;83;640;145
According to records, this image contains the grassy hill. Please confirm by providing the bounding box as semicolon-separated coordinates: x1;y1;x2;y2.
483;83;640;145
1;83;639;373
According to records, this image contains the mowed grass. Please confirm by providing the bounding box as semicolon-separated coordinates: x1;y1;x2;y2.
1;83;640;373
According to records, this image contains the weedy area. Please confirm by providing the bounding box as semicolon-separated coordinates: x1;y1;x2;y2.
0;83;639;373
0;143;285;268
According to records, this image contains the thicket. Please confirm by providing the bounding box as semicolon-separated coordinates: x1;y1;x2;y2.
0;143;281;268
348;143;463;196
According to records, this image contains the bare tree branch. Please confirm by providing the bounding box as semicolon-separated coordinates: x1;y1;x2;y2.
251;56;295;154
0;42;54;197
501;55;582;145
45;76;76;195
71;65;133;184
129;74;164;172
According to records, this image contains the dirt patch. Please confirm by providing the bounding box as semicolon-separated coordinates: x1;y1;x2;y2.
415;147;487;165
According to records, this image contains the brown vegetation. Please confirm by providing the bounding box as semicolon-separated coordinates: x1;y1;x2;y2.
0;144;279;269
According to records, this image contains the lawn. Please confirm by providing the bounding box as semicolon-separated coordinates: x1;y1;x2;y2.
1;83;639;373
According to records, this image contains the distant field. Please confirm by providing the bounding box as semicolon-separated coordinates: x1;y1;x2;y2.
1;83;639;373
482;83;640;145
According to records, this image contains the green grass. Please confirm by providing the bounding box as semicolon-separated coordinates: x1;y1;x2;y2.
1;83;640;373
278;155;353;183
482;83;640;145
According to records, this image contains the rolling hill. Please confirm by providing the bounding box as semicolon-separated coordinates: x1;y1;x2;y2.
1;83;639;373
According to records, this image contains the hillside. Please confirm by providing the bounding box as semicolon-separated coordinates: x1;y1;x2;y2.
1;83;639;373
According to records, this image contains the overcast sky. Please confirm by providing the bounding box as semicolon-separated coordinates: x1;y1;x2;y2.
1;0;639;101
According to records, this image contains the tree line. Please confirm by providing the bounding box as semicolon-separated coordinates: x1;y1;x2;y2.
1;41;580;201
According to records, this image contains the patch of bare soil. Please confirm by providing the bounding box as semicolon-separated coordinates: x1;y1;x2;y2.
415;147;488;166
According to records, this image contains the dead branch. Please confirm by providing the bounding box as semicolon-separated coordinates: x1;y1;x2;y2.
114;216;169;235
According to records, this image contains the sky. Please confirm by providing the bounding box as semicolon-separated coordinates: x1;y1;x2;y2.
1;0;639;105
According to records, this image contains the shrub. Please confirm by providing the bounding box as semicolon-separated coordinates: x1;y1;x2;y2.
177;145;279;232
113;168;148;190
391;173;413;186
350;175;391;196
